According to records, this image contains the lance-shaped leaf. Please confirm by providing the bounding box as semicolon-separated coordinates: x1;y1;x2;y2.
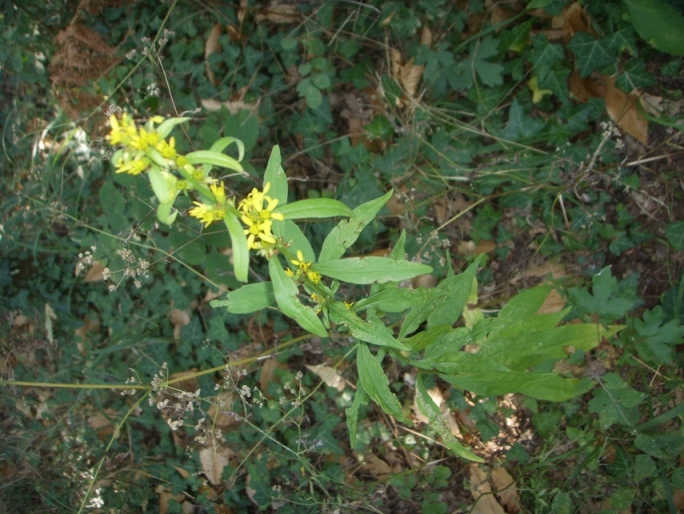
211;282;276;314
156;201;178;225
357;344;411;424
329;302;410;351
415;374;483;462
263;145;288;205
319;190;393;262
346;378;368;448
223;211;249;283
273;220;316;264
186;150;244;173
209;136;245;162
313;257;432;285
269;258;328;337
156;117;190;139
275;198;353;220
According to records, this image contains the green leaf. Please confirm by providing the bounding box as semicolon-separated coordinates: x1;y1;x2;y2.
313;257;432;285
415;375;483;462
472;36;504;87
426;259;480;329
328;302;410;351
346;381;368;448
275;198;353;219
269;258;328;337
526;0;553;8
147;165;177;204
263;145;288;206
633;454;657;481
568;266;640;323
209;136;245;162
634;434;664;459
273;220;316;264
567;32;615;77
665;220;684;250
357;344;411;424
156;116;190;139
503;98;546;141
297;78;323;109
211;282;276;314
223;211;249;283
185;150;244;173
633;306;684;364
156;201;178;225
625;0;684;56
588;373;646;429
318;190;392;262
440;368;593;401
354;287;437;313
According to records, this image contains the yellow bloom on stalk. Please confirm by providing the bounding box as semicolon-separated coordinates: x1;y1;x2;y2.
189;182;229;228
289;250;321;283
115;156;150;175
306;270;321;284
106;113;137;146
343;301;354;310
155;137;177;159
238;182;284;250
129;127;160;151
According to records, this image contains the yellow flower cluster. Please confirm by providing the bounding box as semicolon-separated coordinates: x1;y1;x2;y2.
237;182;284;250
286;250;321;284
188;183;231;227
106;114;180;175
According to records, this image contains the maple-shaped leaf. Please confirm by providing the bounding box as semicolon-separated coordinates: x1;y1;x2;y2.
503;98;546;142
633;306;684;364
471;36;504;87
567;266;641;323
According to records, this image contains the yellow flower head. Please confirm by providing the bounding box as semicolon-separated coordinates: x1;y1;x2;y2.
238;182;284;250
115;155;150;175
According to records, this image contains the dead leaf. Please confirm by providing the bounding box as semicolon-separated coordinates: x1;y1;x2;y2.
170;308;190;341
491;467;521;514
256;4;298;24
468;464;506;514
536;288;566;314
45;303;57;344
603;75;648;144
552;2;592;43
205;23;222;86
360;453;393;479
305;364;345;392
390;49;424;101
207;391;240;429
201;98;259;115
199;443;232;485
80;260;105;282
88;408;117;440
474;240;496;255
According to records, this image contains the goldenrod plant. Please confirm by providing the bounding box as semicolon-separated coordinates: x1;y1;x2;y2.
102;113;622;463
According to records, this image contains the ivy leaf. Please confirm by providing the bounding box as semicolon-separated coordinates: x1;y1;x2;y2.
568;266;640;323
503;98;546;142
357;344;411;424
567;32;615;77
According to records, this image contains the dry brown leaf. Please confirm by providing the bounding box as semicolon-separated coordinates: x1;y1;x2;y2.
474;240;496;255
468;464;506;514
256;4;298;24
259;357;283;397
88;408;117;440
536;288;566;314
491;467;521;514
412;274;438;289
420;24;433;47
360;453;393;479
569;69;605;102
156;484;183;514
173;465;190;479
205;23;222;86
201;98;259;115
552;2;592;42
199;444;232;485
305;364;345;392
413;386;444;423
604;76;648;144
79;260;105;282
237;0;248;25
170;308;190;341
207;391;240;429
